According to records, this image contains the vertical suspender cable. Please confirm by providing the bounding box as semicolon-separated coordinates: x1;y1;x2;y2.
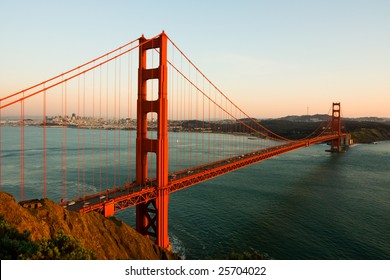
195;70;198;166
215;89;219;159
63;81;67;199
173;57;179;172
92;65;95;189
229;100;232;157
220;93;224;157
229;100;232;156
187;61;190;166
82;74;86;195
99;65;103;192
238;107;240;154
77;72;81;198
106;57;109;189
176;55;180;171
43;85;47;198
202;75;206;164
113;58;117;187
127;48;132;185
20;93;25;201
208;82;211;164
118;52;122;187
179;54;183;171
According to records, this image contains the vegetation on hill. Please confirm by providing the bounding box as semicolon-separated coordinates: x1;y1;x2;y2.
259;119;390;143
0;192;179;260
182;117;390;143
0;216;95;259
343;120;390;143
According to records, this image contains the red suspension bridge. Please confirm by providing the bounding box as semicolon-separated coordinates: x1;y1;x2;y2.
0;32;350;249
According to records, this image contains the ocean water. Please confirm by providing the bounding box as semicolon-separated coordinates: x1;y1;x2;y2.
163;142;390;260
1;126;389;259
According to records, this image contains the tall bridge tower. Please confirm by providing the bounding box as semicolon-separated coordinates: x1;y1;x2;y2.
135;32;170;249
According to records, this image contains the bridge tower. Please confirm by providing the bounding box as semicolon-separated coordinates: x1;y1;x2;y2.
135;32;170;249
328;102;350;152
330;102;342;152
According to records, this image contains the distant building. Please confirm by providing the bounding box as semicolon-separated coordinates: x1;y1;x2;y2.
20;199;43;209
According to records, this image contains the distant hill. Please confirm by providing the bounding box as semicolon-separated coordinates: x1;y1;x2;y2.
345;117;390;122
256;119;390;143
343;120;390;143
247;115;390;143
277;114;330;122
276;115;390;123
0;192;179;260
180;116;390;143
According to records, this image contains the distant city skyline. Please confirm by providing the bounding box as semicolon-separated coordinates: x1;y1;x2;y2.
1;0;389;118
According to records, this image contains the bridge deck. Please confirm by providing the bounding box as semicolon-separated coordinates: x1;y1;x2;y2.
64;133;345;215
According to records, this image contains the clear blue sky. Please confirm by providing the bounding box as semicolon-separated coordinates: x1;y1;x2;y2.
1;0;389;117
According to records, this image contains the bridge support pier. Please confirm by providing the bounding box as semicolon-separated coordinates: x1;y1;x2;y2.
103;200;115;217
135;32;170;249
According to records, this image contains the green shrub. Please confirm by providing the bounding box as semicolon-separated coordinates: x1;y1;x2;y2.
0;215;96;260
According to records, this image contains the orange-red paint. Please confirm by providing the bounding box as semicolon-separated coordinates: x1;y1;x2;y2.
135;32;170;249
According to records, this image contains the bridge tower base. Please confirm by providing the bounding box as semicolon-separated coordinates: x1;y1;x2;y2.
135;32;170;249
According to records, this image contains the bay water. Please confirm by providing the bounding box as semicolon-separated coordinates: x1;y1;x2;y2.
1;126;389;259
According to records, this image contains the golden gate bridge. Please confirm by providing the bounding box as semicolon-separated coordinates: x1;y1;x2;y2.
0;32;350;249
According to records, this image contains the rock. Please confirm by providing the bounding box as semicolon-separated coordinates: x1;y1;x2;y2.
0;192;179;260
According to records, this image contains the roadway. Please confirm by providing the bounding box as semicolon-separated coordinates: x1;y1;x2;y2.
63;133;344;215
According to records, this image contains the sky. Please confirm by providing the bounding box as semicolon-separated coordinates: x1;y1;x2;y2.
1;0;389;118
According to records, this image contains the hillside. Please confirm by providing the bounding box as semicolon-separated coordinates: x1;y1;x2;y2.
343;120;390;143
258;119;390;143
181;117;390;143
0;192;179;260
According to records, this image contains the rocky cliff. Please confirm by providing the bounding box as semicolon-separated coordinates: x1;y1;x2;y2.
0;192;179;260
